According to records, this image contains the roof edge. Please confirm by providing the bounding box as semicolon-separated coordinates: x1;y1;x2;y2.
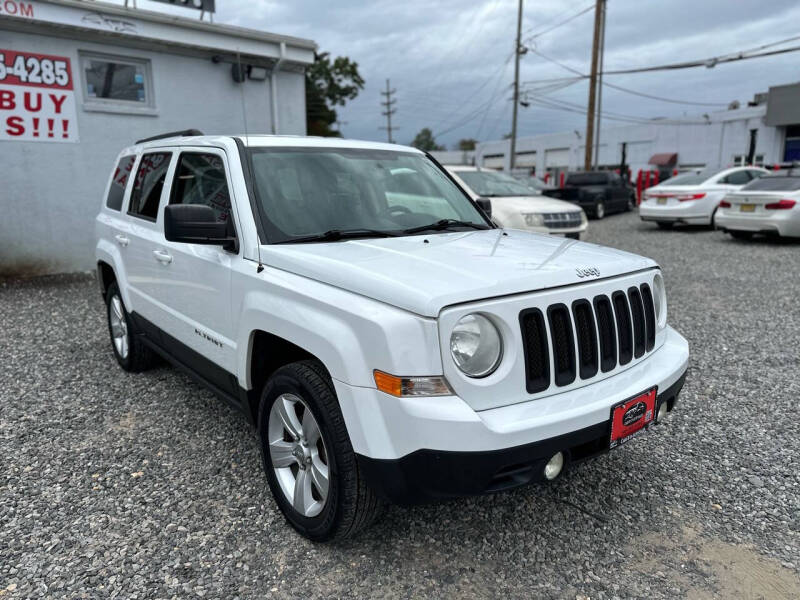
34;0;317;51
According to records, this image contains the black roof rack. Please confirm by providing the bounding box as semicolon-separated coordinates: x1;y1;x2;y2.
135;129;204;144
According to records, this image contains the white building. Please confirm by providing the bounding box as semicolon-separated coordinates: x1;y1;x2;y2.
474;83;800;179
0;0;315;275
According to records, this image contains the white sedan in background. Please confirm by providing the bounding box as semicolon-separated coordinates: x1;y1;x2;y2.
639;166;768;229
446;166;588;239
716;172;800;239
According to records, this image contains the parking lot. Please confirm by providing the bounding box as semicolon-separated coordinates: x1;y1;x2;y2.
1;212;798;599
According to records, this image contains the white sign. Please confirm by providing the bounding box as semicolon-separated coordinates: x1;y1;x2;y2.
0;49;79;143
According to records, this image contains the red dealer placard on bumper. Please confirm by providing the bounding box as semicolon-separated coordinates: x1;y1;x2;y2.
0;49;79;143
609;387;657;449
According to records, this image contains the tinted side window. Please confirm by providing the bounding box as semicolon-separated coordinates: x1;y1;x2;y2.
106;155;136;211
747;170;765;181
169;153;232;223
722;170;750;185
129;152;171;220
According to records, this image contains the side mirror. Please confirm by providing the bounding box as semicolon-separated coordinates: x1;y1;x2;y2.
164;204;237;252
475;197;492;219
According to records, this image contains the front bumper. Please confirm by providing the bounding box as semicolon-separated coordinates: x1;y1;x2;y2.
358;372;686;504
333;326;689;501
715;208;800;237
639;199;714;225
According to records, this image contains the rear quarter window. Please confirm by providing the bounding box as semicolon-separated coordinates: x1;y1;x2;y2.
106;155;136;211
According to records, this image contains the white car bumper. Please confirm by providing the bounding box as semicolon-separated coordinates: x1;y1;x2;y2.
716;207;800;237
639;198;717;225
335;326;688;502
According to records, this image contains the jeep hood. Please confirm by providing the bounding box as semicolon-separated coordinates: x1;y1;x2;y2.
261;230;656;317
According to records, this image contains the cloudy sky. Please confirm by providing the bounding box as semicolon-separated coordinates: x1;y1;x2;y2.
114;0;800;148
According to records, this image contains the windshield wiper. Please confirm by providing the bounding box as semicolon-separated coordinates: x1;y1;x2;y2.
277;228;400;244
403;219;490;234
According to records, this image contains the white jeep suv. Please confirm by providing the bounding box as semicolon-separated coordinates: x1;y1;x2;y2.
95;131;689;541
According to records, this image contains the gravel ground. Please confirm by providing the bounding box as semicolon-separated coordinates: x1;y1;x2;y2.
1;212;799;599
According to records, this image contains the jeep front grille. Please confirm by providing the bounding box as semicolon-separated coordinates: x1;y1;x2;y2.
520;283;657;393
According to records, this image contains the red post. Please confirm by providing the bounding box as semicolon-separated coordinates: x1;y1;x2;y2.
672;168;678;177
544;172;550;183
636;170;643;204
653;170;660;186
559;172;565;188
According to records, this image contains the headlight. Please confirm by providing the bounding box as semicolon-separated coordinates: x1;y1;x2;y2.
450;313;503;378
523;212;544;227
652;272;667;328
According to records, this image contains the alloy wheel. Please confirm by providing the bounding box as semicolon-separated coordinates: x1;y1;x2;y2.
109;294;129;359
268;393;330;518
595;202;605;219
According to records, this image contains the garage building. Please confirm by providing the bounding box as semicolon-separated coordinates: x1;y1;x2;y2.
0;0;315;275
472;83;800;180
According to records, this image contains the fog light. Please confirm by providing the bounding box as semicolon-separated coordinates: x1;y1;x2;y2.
657;401;668;422
544;451;564;480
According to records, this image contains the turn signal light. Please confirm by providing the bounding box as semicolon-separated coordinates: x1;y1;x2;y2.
719;200;731;208
373;370;452;397
676;193;706;202
764;199;796;210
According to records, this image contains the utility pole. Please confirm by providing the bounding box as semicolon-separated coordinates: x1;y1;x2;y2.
584;0;604;171
379;79;397;143
509;0;523;172
592;0;607;169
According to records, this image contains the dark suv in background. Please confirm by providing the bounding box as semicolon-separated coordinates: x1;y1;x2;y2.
543;171;636;219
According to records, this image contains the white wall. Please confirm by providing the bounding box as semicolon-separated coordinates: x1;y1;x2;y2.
0;30;307;275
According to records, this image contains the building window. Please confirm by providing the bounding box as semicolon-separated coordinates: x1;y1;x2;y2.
80;53;154;111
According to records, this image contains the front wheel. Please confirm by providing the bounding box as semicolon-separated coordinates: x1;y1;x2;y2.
594;201;606;220
105;282;155;372
258;360;384;541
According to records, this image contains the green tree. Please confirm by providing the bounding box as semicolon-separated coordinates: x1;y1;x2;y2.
305;52;365;137
411;128;445;152
457;138;477;151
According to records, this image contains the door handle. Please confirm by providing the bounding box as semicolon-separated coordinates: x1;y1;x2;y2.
115;234;129;247
153;250;173;264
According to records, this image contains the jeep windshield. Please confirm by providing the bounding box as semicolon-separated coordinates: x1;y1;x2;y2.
456;170;535;197
247;147;491;243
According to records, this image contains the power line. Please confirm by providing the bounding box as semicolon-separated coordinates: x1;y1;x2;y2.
527;49;730;107
524;93;709;125
523;3;593;42
379;78;397;143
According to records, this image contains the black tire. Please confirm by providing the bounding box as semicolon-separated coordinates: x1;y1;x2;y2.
626;194;636;211
710;208;718;230
258;360;384;541
730;230;754;240
105;281;156;372
594;201;606;220
656;222;674;230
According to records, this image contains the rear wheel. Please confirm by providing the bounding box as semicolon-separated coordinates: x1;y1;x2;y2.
656;222;674;230
258;360;384;541
729;230;754;240
105;282;155;372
